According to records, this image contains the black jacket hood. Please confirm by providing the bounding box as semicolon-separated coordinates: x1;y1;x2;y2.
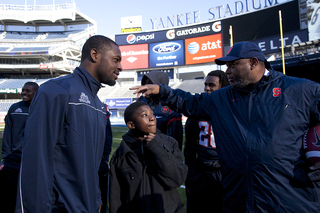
141;71;169;85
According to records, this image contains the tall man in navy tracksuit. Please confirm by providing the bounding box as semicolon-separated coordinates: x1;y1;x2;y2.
131;42;320;212
0;82;38;213
16;35;122;213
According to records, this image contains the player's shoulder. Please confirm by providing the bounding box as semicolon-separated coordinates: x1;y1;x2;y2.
283;74;319;91
8;101;25;111
37;74;77;96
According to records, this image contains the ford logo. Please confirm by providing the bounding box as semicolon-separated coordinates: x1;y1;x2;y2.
153;42;181;54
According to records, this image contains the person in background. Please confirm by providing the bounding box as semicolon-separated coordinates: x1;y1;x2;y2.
139;71;184;150
16;35;122;212
109;101;188;213
184;70;229;213
0;82;39;213
131;41;320;212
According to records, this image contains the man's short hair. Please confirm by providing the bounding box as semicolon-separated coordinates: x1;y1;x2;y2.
24;82;39;91
207;70;229;88
124;101;148;124
81;35;118;61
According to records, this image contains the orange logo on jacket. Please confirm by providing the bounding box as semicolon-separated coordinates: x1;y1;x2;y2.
161;106;170;113
273;88;281;97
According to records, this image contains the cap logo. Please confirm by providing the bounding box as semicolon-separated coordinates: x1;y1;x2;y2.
227;46;233;55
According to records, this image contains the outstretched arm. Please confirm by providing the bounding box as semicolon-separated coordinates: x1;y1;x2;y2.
131;84;213;119
130;84;160;99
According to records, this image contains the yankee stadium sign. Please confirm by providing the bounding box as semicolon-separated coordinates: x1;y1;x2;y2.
150;0;285;30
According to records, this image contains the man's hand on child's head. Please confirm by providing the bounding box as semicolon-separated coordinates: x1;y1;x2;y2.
144;133;156;143
130;84;160;99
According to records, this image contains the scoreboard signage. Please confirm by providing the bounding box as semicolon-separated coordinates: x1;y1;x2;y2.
166;21;222;40
252;30;308;54
115;0;308;69
115;31;167;45
105;98;132;108
149;40;185;68
119;44;149;70
185;34;223;65
137;69;174;81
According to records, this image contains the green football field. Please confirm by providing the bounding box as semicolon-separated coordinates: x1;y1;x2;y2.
0;125;187;211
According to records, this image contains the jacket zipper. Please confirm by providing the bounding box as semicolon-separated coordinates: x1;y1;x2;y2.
267;104;289;132
141;140;147;213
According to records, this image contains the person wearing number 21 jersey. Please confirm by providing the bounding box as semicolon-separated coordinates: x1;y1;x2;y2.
184;70;229;213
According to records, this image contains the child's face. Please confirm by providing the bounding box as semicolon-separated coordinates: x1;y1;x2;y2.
131;105;157;134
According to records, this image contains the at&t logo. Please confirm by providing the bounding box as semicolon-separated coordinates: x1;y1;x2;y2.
188;42;200;54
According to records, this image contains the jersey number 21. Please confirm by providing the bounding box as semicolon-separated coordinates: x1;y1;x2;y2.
198;121;216;148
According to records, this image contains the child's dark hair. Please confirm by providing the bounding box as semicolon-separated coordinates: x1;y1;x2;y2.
124;101;148;124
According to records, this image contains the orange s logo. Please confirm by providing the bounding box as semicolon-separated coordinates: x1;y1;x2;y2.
273;88;281;97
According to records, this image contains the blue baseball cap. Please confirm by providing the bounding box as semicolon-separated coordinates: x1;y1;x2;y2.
215;41;266;65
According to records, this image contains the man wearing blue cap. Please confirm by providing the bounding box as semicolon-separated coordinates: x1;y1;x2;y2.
131;41;320;212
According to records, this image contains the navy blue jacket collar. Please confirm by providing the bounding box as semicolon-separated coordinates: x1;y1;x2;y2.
74;67;102;95
230;69;284;94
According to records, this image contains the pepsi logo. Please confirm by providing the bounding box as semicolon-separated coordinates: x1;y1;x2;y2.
126;33;155;44
187;42;200;54
153;42;181;53
127;34;136;44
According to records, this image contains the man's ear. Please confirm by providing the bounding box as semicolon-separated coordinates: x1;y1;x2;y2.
90;48;99;62
127;121;135;130
250;57;259;69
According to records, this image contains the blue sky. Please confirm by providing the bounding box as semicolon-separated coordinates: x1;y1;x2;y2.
4;0;289;36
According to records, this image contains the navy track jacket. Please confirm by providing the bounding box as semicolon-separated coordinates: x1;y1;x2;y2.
159;69;320;212
16;67;108;213
2;101;29;171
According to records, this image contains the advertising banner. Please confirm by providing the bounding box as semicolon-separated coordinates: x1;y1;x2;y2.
251;30;309;55
166;21;222;40
185;34;223;65
119;44;149;70
221;0;300;45
105;98;132;109
115;31;167;45
149;40;185;68
115;20;222;45
0;89;17;93
137;69;174;81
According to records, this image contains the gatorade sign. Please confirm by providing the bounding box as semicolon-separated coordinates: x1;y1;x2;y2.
185;34;223;65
